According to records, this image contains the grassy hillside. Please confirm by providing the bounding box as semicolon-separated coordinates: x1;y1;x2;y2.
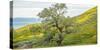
13;7;97;48
63;6;97;45
75;7;97;23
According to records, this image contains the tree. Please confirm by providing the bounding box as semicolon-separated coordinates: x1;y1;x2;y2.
37;3;74;46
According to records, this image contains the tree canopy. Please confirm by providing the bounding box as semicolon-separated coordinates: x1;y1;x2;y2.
37;3;75;46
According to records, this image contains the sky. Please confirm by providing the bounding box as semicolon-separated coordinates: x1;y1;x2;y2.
13;0;97;18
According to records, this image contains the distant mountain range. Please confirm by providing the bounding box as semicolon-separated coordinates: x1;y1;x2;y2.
13;18;42;23
12;18;42;29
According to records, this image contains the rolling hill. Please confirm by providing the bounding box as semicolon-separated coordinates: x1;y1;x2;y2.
63;6;97;45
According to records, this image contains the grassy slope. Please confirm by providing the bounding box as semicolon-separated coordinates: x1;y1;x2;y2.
13;6;97;48
13;23;44;43
75;7;97;23
63;6;97;45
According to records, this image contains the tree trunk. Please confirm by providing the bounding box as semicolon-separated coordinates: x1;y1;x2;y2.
51;16;64;46
56;33;63;46
54;21;64;46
